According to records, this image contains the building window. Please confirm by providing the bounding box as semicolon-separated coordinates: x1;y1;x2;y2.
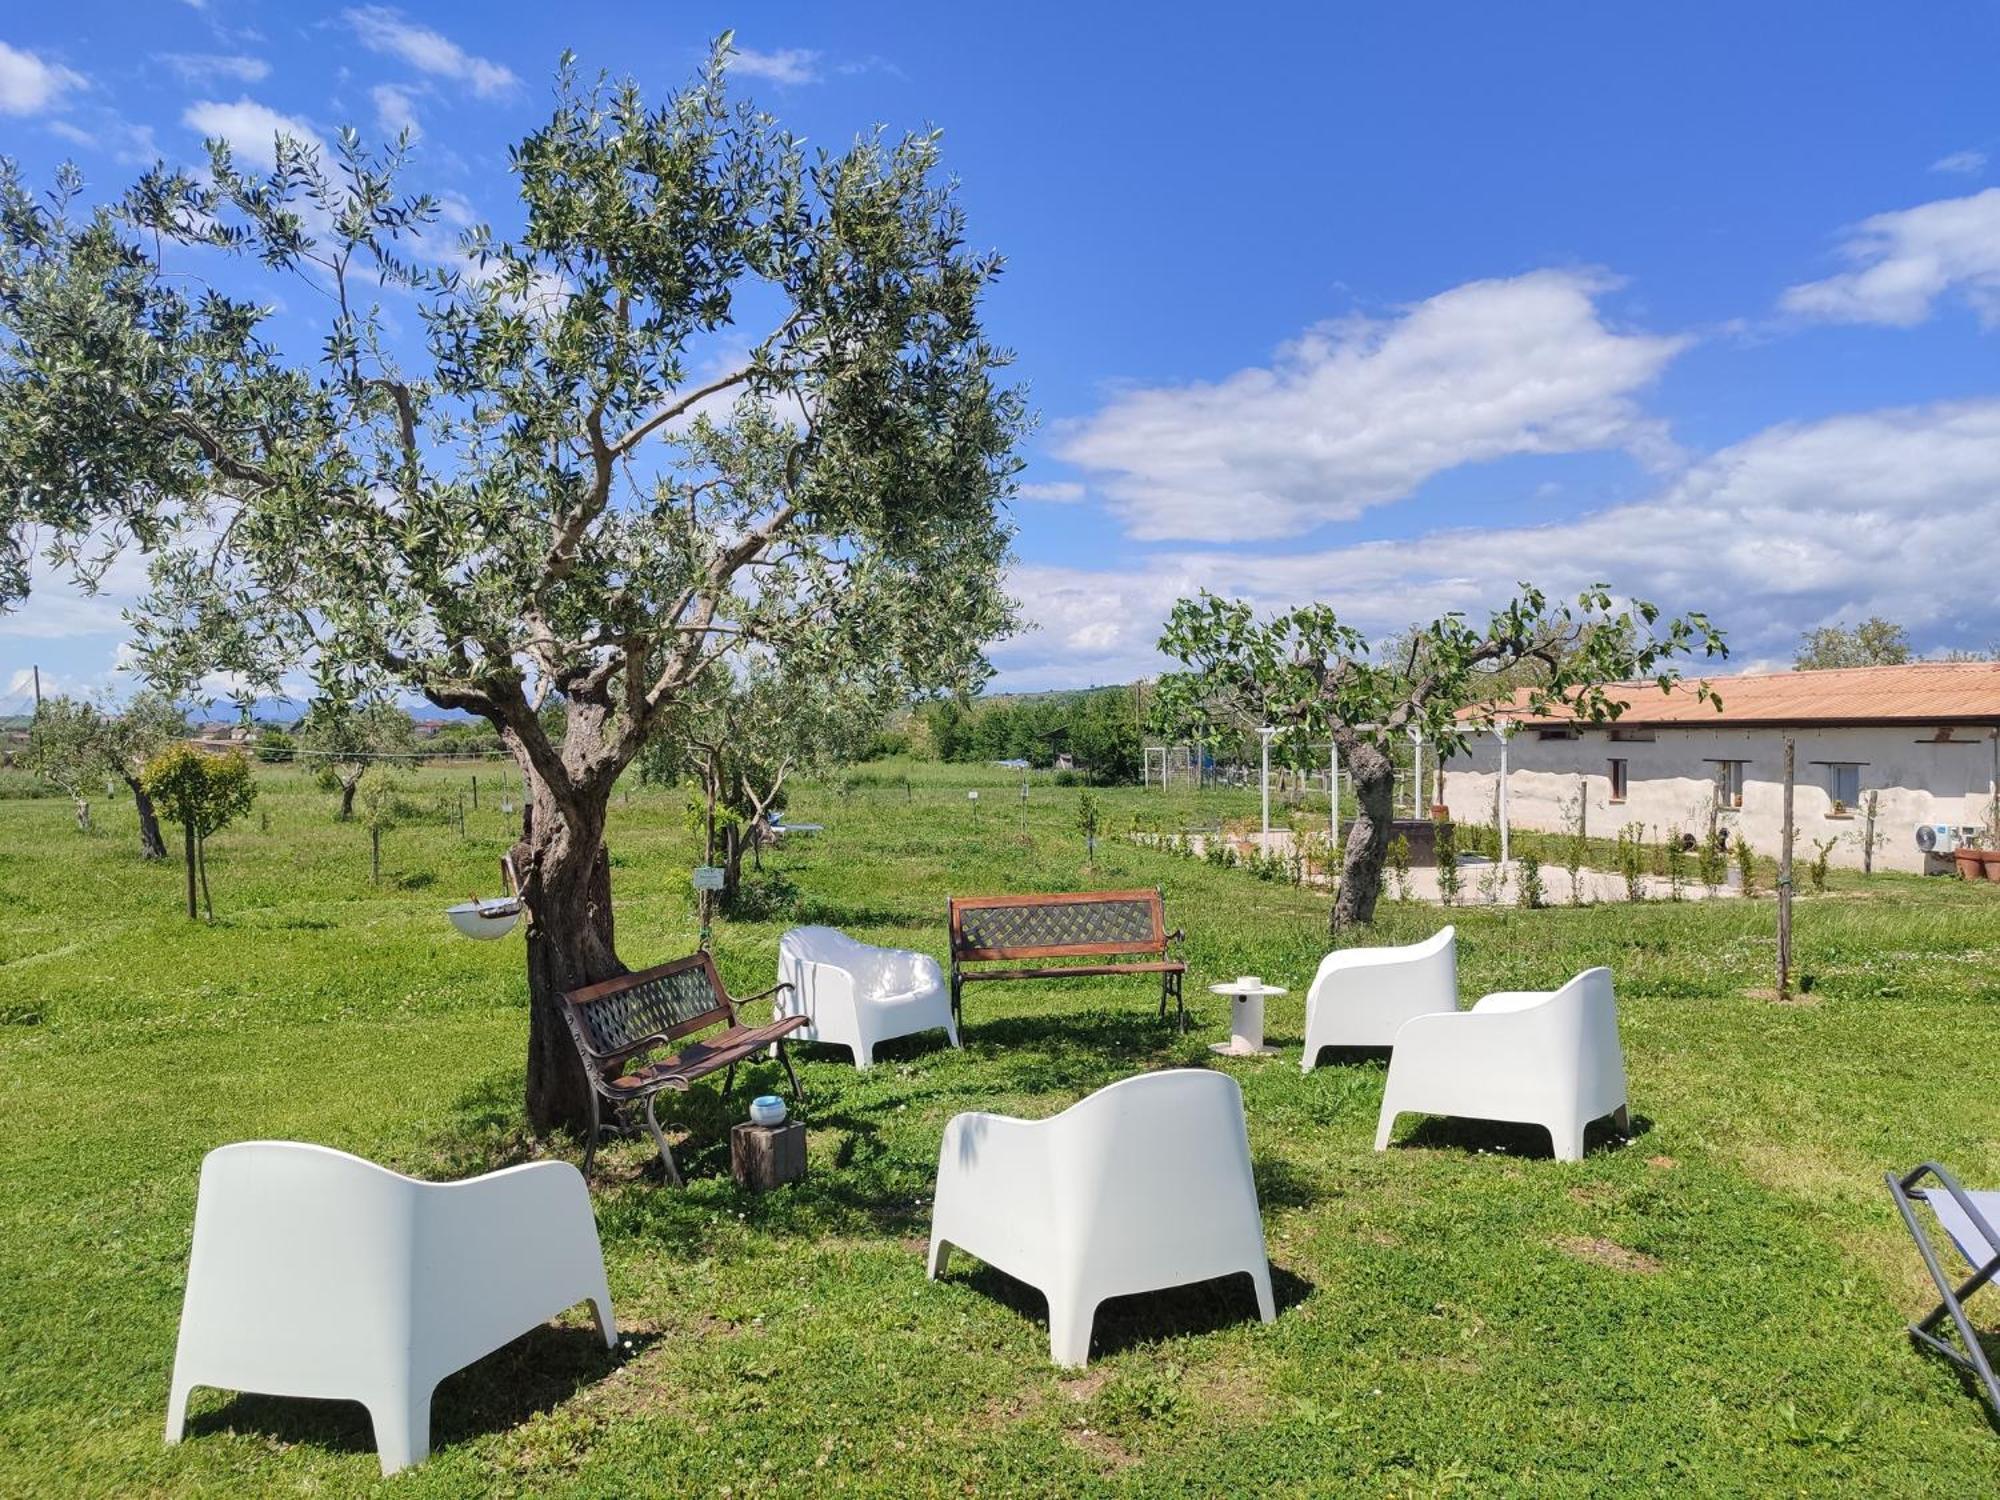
1609;726;1656;742
1536;726;1579;741
1608;758;1629;802
1826;763;1860;812
1712;760;1747;809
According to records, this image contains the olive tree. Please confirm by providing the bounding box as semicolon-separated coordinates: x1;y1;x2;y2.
0;41;1021;1131
650;655;889;903
26;696;106;832
105;690;185;858
298;699;416;820
1157;585;1725;928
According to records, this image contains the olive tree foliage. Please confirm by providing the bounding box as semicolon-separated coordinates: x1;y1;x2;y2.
0;41;1023;1130
298;698;416;820
26;696;106;832
140;744;256;921
646;654;889;900
1157;585;1726;929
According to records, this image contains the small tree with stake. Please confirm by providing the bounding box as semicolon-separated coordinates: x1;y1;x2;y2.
141;745;256;920
1157;584;1725;929
299;700;415;821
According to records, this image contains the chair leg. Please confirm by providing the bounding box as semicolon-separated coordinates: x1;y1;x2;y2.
1373;1105;1400;1152
1249;1260;1277;1325
1549;1120;1586;1163
1048;1292;1098;1369
368;1389;433;1476
926;1234;951;1279
164;1371;194;1444
722;1060;737;1104
642;1094;684;1188
582;1091;601;1180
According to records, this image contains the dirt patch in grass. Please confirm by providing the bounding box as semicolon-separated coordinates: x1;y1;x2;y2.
1064;1425;1139;1473
1554;1236;1663;1274
1567;1182;1619;1207
1647;1155;1679;1170
1058;1369;1110;1404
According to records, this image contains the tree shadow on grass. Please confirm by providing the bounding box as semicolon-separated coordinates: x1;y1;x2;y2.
1392;1111;1655;1161
947;1261;1315;1363
184;1323;657;1461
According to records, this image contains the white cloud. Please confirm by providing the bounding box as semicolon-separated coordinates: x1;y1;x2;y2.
1931;149;1986;176
156;52;269;84
47;114;159;165
182;97;326;170
372;82;421;139
729;46;821;86
343;7;517;98
993;399;2000;689
0;41;86;115
1780;188;2000;327
1054;269;1689;542
1017;481;1085;503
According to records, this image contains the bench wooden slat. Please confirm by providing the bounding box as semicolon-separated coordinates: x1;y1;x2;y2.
958;961;1187;982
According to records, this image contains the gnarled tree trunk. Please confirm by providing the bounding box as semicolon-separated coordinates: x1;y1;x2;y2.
124;773;167;859
1332;739;1397;930
513;788;622;1136
338;775;360;820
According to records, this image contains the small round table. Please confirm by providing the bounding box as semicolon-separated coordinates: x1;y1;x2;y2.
1207;981;1287;1057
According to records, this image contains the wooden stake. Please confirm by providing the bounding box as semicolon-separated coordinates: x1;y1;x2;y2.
1777;736;1795;1001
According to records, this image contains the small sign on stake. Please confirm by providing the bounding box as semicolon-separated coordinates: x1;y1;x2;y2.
691;865;726;892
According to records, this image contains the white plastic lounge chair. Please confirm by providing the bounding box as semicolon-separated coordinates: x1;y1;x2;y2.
1299;925;1457;1071
777;925;960;1069
166;1141;615;1475
1886;1162;2000;1418
1374;966;1629;1162
927;1068;1275;1367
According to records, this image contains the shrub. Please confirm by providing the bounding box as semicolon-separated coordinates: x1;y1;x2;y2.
1665;825;1688;901
1615;822;1646;903
1562;788;1588;906
1519;852;1546;910
1808;836;1838;895
1435;822;1460;906
1387;834;1412;901
1698;826;1727;895
1735;836;1757;897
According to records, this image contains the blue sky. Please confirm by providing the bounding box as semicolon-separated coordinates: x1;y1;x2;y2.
4;1;2000;710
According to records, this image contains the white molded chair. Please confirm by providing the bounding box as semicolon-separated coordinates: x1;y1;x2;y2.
927;1069;1275;1367
1300;925;1458;1071
165;1142;616;1476
777;925;960;1070
1374;967;1629;1163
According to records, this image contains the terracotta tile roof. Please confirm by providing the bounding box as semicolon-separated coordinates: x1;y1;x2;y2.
1464;662;2000;728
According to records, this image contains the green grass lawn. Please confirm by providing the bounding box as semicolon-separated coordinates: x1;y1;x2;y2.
2;757;1997;1496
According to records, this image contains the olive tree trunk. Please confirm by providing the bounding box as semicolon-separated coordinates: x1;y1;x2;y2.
1332;739;1397;930
338;776;359;820
513;785;621;1136
124;773;167;859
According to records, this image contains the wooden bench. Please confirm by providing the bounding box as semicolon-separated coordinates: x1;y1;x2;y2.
561;952;806;1186
948;888;1187;1032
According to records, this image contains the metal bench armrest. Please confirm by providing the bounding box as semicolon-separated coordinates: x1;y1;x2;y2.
728;980;794;1015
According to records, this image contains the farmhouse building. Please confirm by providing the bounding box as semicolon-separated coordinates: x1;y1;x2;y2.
1440;663;2000;874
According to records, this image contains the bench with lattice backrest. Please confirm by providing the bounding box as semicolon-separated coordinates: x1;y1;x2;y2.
561;952;806;1187
948;888;1187;1032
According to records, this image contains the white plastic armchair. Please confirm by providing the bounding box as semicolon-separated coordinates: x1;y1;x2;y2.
927;1069;1275;1367
1300;925;1457;1070
777;925;960;1070
165;1141;616;1476
1374;967;1629;1162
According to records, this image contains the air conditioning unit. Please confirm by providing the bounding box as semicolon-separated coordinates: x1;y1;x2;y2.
1915;824;1961;854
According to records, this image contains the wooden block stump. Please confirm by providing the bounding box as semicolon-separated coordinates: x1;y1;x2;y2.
731;1121;806;1192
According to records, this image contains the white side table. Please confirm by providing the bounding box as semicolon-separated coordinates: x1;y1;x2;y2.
1207;981;1286;1057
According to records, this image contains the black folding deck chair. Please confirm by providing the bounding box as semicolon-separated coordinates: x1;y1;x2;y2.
1886;1162;2000;1419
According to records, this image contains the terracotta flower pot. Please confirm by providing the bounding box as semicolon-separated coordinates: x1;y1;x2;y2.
1982;850;2000;883
1954;850;1984;880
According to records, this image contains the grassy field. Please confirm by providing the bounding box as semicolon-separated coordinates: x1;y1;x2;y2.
2;757;1998;1496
